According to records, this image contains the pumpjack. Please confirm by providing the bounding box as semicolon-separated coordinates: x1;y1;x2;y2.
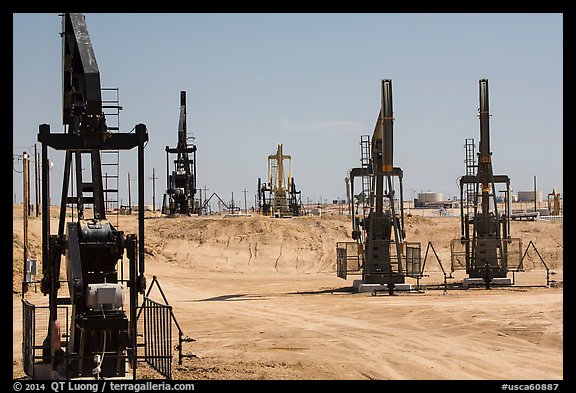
453;79;516;287
33;13;148;379
257;143;302;217
338;80;421;293
547;187;561;215
162;91;198;215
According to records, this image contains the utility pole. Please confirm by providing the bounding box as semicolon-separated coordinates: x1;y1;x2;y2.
150;168;157;212
345;177;351;216
533;175;537;213
34;144;40;217
24;152;32;218
202;185;209;215
231;192;235;214
243;188;248;214
23;152;30;293
128;172;132;215
47;159;51;208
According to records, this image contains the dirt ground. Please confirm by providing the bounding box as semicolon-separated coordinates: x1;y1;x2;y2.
12;204;564;380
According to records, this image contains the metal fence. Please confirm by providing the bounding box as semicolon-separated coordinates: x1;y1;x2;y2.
450;238;523;272
21;299;70;379
336;241;363;279
22;277;192;380
142;297;173;379
363;241;422;277
450;239;468;271
337;241;422;279
22;299;35;377
405;242;422;278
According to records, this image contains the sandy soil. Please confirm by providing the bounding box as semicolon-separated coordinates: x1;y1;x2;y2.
12;204;564;380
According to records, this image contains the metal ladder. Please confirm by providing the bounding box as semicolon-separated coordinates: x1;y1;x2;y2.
360;135;372;212
464;138;477;215
101;87;122;225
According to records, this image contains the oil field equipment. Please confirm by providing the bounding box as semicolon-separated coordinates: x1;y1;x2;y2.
162;91;198;216
337;80;422;294
547;187;561;216
24;13;191;380
257;143;303;217
451;79;522;288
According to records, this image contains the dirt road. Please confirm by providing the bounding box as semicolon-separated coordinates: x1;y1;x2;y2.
12;207;563;380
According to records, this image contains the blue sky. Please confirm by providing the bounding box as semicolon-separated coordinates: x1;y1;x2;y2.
12;13;563;209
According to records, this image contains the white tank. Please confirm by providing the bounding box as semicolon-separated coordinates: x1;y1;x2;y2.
418;192;443;203
517;191;542;202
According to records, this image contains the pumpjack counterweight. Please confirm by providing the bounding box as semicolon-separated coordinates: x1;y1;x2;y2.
162;91;198;216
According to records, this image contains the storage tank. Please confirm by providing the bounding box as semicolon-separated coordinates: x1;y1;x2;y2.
417;192;443;203
517;191;542;202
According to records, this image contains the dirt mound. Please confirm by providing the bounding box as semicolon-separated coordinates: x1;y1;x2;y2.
12;205;563;293
131;214;352;274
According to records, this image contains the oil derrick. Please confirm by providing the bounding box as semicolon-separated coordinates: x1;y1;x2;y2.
162;91;197;216
258;143;302;217
337;80;421;294
452;79;519;288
